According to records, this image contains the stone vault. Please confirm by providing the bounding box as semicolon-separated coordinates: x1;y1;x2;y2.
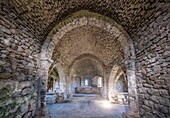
0;0;170;118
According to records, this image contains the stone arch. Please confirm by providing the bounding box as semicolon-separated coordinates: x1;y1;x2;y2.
114;67;127;93
110;68;128;104
67;53;105;74
115;74;128;93
108;64;120;100
114;68;127;88
40;10;129;61
49;63;66;94
37;10;138;116
68;54;104;96
73;76;81;87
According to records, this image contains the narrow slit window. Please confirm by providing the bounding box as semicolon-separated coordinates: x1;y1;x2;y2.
85;79;88;86
98;77;102;87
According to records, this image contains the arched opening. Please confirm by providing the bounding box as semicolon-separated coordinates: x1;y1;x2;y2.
115;74;128;103
46;63;66;104
38;10;138;117
115;75;128;93
1;1;169;118
69;57;104;96
47;67;59;92
108;65;128;104
48;63;66;94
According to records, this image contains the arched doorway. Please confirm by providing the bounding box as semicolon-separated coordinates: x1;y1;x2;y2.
108;66;128;104
46;63;67;104
47;67;60;92
115;75;128;93
48;63;66;95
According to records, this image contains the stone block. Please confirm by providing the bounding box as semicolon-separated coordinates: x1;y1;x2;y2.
146;112;155;118
159;89;168;96
12;90;22;98
21;87;31;96
17;73;26;81
22;111;32;118
142;105;151;112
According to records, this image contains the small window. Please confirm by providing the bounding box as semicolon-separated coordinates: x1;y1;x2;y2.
98;77;102;87
85;79;88;86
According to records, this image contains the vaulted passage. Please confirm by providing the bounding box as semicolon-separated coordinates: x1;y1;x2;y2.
0;1;170;118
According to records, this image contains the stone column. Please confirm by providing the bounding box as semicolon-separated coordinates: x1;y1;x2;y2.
123;58;140;118
102;67;109;99
35;58;53;117
122;38;140;118
65;72;71;98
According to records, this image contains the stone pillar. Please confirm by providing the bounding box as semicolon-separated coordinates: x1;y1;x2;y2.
103;67;109;99
123;58;140;118
122;38;140;118
65;72;71;98
35;58;53;117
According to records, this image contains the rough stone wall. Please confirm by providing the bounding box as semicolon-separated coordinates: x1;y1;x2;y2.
1;0;169;117
134;6;170;118
1;0;166;40
0;15;41;117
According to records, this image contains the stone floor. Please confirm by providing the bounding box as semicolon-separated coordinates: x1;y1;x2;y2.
47;94;128;118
